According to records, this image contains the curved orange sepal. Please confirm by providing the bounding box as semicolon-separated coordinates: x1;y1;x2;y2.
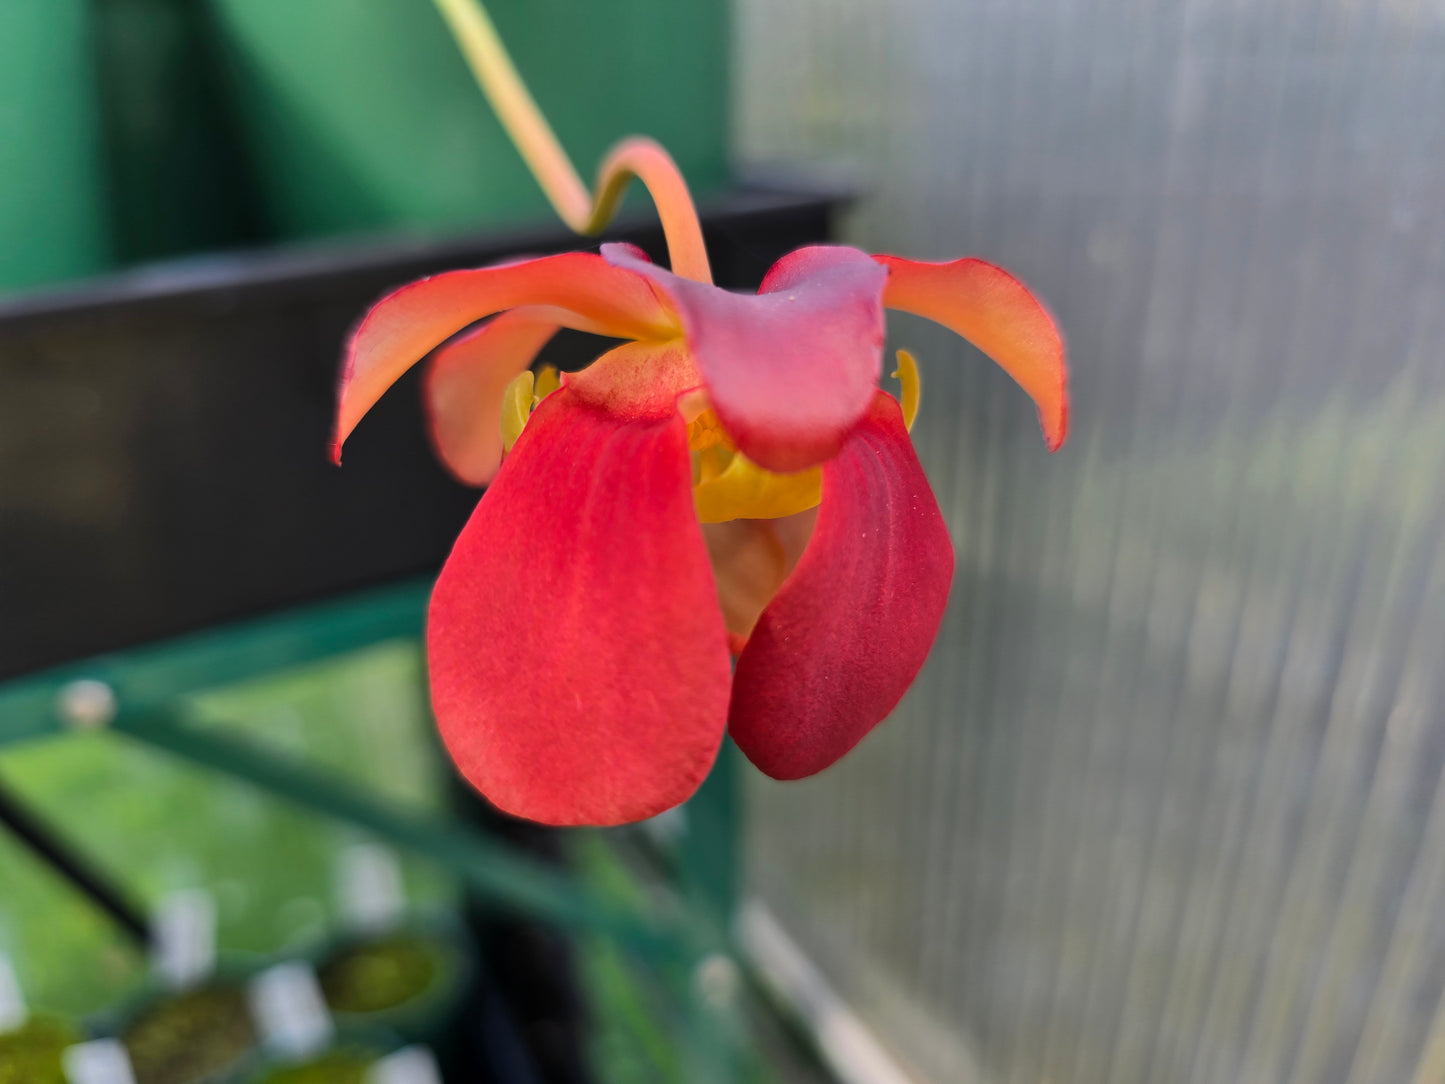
876;255;1068;452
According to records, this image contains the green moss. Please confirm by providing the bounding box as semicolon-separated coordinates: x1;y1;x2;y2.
123;984;255;1084
253;1051;373;1084
319;935;438;1016
0;1016;80;1084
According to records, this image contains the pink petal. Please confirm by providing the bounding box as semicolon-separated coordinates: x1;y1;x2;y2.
602;243;887;473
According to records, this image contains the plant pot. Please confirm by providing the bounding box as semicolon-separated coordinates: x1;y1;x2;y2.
120;982;257;1084
204;0;730;240
237;1045;386;1084
316;917;470;1056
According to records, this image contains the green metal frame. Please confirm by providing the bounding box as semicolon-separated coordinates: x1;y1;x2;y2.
0;579;744;1080
0;581;432;740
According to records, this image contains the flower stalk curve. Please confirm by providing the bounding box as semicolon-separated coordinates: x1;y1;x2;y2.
429;0;711;283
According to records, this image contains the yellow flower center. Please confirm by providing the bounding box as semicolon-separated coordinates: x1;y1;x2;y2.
499;351;922;524
688;413;821;524
500;365;560;453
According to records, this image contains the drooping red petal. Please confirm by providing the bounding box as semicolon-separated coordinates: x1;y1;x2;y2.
875;254;1068;451
422;306;560;486
602;243;887;474
728;392;954;780
427;386;732;826
333;252;675;463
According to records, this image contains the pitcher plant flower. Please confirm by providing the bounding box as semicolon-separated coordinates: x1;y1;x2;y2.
331;0;1069;825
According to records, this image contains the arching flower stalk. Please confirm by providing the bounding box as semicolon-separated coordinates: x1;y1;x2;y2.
333;0;1069;825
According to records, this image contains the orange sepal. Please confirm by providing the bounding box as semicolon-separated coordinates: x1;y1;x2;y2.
876;255;1068;451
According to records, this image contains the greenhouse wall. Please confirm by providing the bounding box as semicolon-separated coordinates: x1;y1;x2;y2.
736;3;1445;1082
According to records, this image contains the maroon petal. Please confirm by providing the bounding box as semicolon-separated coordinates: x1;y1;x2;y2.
728;392;954;779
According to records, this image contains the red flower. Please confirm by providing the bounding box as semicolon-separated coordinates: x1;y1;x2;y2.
332;0;1069;825
333;235;1066;825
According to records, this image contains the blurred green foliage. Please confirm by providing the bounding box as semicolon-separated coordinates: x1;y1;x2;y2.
0;1015;78;1084
0;642;451;1019
250;1050;374;1084
0;642;780;1081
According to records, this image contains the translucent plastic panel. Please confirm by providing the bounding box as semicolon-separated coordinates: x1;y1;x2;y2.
737;3;1445;1082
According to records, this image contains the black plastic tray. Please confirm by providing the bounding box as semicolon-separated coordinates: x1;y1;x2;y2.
0;188;839;680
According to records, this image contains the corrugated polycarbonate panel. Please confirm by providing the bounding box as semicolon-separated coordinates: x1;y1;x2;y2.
735;2;1445;1082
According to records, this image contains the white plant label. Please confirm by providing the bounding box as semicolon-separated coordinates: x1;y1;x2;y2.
366;1045;444;1084
0;954;25;1032
151;888;217;990
62;1039;138;1084
247;960;334;1059
337;843;405;934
